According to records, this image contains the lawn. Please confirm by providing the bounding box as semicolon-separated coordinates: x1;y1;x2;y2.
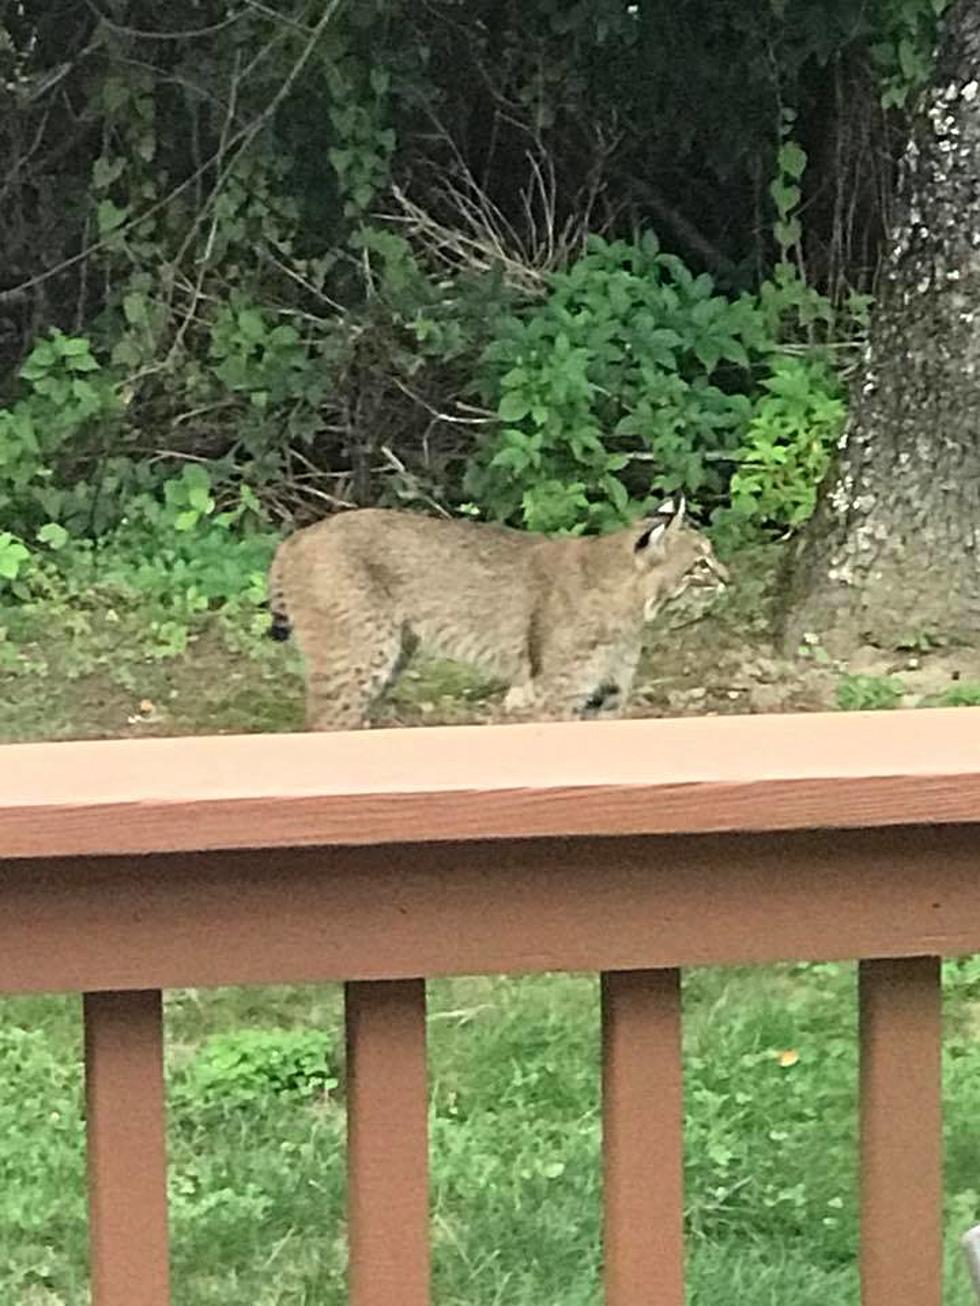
6;965;980;1304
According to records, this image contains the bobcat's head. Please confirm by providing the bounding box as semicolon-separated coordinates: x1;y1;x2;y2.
632;495;729;620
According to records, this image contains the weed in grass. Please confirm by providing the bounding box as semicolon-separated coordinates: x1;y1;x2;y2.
836;673;905;711
925;681;980;708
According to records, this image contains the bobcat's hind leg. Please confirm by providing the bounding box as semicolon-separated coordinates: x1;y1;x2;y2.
293;606;405;731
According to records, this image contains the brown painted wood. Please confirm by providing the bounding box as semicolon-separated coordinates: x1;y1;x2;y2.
3;710;980;858
859;958;942;1306
0;720;968;1304
602;969;683;1306
346;980;429;1306
0;826;978;995
84;990;169;1305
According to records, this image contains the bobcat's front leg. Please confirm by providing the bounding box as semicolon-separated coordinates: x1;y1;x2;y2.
502;658;536;716
530;674;618;721
503;681;535;713
533;642;639;721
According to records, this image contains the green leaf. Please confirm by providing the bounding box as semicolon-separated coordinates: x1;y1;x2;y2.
498;392;531;423
268;324;300;348
720;337;750;368
769;180;800;215
0;533;29;579
603;475;629;513
691;273;714;299
97;199;128;236
183;465;212;491
10;409;38;454
111;336;143;368
642;328;681;368
898;36;918;81
328;147;352;177
774;218;802;250
19;341;56;379
67;351;100;372
37;522;69;550
92;155;125;191
101;77;129;114
35;375;71;405
70;378;100;411
236;308;266;343
778;141;807;181
693;340;722;372
123;293;149;327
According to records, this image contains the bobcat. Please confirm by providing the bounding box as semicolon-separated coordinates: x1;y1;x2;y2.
267;497;727;730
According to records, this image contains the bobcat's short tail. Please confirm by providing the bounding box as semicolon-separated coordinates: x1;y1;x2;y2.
266;541;292;642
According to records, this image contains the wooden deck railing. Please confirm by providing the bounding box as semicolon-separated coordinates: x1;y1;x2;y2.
2;708;979;1305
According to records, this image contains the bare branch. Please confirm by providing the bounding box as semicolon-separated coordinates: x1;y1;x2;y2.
0;0;346;306
390;376;495;427
82;1;249;42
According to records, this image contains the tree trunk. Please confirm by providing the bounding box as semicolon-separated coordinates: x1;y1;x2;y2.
781;0;980;657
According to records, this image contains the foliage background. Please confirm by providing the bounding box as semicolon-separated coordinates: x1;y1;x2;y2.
0;0;948;632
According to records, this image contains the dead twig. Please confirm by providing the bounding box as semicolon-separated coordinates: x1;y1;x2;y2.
389;376;495;427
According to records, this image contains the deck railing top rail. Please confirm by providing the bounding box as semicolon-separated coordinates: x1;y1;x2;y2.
2;707;980;859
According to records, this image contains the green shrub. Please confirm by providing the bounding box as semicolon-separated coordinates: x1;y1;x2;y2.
0;330;122;535
728;357;845;531
468;233;773;533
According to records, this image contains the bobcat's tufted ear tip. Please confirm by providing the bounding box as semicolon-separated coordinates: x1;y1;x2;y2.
634;492;685;556
653;492;685;523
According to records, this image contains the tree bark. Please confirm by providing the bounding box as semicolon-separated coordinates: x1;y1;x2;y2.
782;0;980;657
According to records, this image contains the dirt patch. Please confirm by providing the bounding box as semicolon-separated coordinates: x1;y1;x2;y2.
0;625;305;744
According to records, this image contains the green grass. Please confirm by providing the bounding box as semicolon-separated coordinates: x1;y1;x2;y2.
4;967;980;1303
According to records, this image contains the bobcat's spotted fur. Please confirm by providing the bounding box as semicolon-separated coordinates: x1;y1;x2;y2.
268;498;726;730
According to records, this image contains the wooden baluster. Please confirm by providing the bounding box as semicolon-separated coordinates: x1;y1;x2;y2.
346;978;429;1306
84;989;170;1305
859;956;942;1306
602;968;684;1306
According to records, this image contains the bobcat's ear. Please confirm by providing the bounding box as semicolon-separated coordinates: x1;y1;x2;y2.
633;493;686;561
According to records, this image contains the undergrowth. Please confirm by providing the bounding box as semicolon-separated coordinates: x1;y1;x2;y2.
0;125;855;643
